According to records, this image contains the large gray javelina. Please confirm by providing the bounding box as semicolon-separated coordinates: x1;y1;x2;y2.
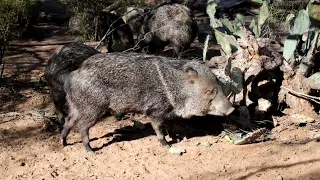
44;43;99;125
137;3;198;58
62;52;234;153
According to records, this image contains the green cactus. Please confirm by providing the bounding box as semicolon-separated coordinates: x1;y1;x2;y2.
218;17;245;39
257;1;270;36
214;29;232;55
248;1;270;38
283;37;299;61
283;9;311;61
220;18;235;33
292;10;310;35
206;0;269;55
250;19;259;38
206;2;222;28
236;14;246;25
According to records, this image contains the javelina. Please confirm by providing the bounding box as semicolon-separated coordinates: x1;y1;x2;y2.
44;43;99;125
62;52;234;153
97;12;135;52
69;11;134;52
137;3;198;58
122;7;147;34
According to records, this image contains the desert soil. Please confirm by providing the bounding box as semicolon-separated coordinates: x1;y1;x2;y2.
0;24;320;180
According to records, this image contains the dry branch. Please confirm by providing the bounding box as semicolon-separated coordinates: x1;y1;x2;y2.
281;86;320;105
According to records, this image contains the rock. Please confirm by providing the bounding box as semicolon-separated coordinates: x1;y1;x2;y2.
277;175;283;180
169;147;186;155
290;114;316;125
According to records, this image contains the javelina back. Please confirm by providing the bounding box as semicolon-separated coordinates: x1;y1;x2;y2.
137;3;198;58
44;43;99;125
62;52;234;153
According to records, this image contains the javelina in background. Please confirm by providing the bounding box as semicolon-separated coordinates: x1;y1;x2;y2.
68;11;134;52
44;43;99;125
62;52;234;153
122;7;147;34
137;3;198;58
98;12;135;52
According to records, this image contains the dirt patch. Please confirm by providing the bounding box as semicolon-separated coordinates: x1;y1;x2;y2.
0;23;319;180
1;111;319;179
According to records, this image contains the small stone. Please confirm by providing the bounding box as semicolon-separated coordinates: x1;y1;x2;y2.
203;142;212;147
51;171;59;178
258;98;272;112
89;175;98;179
277;175;283;180
169;147;186;155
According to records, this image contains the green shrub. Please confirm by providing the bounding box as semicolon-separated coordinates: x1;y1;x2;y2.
0;0;40;43
0;0;40;82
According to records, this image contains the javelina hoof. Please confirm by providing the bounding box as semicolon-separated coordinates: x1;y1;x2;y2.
169;147;186;155
86;148;95;154
61;138;68;147
168;133;183;143
173;135;186;143
159;139;171;149
83;143;94;153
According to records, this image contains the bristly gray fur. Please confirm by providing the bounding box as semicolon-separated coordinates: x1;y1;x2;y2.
61;52;234;152
44;42;99;124
137;3;198;56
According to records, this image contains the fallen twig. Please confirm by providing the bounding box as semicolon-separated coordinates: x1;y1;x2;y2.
281;86;320;104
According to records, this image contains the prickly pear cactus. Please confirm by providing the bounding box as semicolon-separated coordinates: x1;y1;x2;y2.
283;9;310;61
257;1;270;37
206;2;221;29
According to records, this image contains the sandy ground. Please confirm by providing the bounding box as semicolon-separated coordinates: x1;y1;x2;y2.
0;24;320;180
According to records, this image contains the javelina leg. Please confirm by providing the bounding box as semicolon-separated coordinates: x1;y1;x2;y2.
54;100;66;125
52;92;66;125
151;120;171;149
78;117;101;153
166;121;180;143
79;124;93;152
158;120;186;154
107;35;114;53
173;46;182;59
61;113;77;146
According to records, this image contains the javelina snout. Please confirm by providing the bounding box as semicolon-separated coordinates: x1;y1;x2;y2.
208;91;234;116
180;62;234;117
61;53;234;153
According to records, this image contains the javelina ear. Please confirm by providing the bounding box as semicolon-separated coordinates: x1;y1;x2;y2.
184;66;198;83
